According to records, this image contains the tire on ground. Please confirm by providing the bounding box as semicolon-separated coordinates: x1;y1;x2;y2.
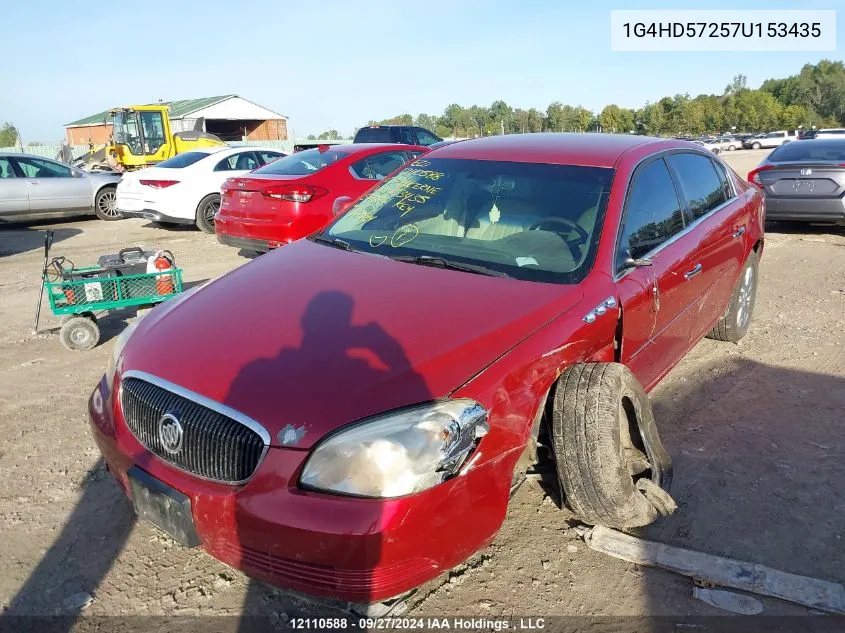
707;250;758;343
195;193;220;234
59;316;100;351
550;362;674;529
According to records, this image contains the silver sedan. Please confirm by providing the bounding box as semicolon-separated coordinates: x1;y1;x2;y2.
0;152;123;223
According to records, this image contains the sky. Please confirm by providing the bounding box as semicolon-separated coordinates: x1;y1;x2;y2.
2;0;842;142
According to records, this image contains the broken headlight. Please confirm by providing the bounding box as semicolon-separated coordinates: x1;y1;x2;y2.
299;400;489;498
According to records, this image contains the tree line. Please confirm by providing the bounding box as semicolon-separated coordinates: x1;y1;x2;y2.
311;60;845;140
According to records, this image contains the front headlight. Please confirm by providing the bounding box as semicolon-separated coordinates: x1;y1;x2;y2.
105;320;138;390
299;399;489;498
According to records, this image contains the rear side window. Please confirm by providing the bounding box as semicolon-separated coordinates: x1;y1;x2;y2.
354;128;393;143
257;151;284;164
0;157;16;178
349;151;410;180
252;148;348;176
214;152;260;172
157;152;210;168
769;140;845;162
666;153;727;221
617;158;685;268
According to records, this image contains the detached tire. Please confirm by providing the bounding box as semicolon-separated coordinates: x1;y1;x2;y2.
551;363;675;529
195;193;220;234
59;316;100;351
707;251;758;343
94;187;122;221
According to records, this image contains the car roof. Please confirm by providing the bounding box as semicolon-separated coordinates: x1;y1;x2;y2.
0;152;60;160
358;125;414;129
305;143;424;154
426;133;671;167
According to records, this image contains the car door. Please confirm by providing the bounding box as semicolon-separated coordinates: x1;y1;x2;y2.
615;156;700;391
11;156;90;213
0;156;30;218
666;152;748;342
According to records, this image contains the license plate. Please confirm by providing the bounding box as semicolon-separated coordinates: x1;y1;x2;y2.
128;467;200;547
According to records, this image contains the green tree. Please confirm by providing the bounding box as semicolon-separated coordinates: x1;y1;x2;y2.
489;100;513;134
0;122;19;147
780;104;808;129
546;102;565;132
599;105;624;133
415;113;438;132
526;108;544;132
317;129;340;140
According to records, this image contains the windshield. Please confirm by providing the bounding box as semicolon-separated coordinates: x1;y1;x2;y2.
156;152;211;168
769;140;845;162
252;148;348;176
323;158;614;284
112;111;142;155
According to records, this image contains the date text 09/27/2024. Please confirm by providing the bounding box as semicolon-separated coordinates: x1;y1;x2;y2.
291;617;548;630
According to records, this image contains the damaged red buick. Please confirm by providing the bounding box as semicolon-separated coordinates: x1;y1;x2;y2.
89;133;764;605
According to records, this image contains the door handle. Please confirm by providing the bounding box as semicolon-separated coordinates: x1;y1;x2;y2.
27;181;39;186
684;263;703;280
732;226;746;238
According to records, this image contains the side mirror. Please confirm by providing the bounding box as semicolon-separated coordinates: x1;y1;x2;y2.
332;196;354;216
621;256;653;270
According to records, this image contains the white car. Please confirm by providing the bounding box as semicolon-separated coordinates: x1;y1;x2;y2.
813;128;845;139
116;146;286;232
743;131;794;150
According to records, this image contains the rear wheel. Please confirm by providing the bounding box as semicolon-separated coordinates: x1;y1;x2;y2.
94;187;121;221
195;193;220;234
550;363;675;529
707;251;758;343
752;142;762;150
59;316;100;351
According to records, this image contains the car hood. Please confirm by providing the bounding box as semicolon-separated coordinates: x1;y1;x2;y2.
120;240;583;448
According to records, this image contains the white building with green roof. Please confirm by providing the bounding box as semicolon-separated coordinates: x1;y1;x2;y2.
65;95;288;145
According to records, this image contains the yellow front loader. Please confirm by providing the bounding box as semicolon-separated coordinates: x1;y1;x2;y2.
74;105;226;172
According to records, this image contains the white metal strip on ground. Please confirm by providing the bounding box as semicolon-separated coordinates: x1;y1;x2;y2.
582;525;845;614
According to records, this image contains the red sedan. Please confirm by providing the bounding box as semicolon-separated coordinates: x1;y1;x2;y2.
215;143;426;252
89;134;763;605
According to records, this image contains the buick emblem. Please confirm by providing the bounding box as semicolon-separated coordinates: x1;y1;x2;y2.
800;168;813;176
158;412;184;454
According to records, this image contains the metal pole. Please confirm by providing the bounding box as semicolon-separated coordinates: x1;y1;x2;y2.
33;230;54;332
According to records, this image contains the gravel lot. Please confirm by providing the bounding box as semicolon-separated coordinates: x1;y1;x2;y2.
0;149;843;628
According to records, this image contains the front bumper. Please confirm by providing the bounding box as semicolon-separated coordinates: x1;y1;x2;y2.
764;196;845;225
88;378;512;603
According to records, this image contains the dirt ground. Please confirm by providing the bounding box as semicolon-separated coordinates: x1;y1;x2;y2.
0;149;843;628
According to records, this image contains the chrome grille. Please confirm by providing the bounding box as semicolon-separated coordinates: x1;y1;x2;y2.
119;373;268;484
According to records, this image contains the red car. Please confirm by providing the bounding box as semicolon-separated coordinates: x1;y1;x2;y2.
89;134;763;605
215;143;426;252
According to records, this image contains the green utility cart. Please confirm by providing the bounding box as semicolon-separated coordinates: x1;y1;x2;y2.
34;230;183;350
